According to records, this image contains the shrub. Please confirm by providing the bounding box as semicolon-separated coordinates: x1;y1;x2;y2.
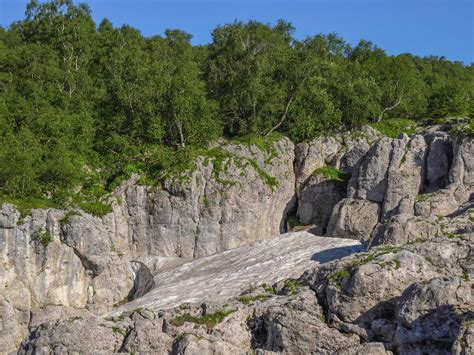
369;118;418;138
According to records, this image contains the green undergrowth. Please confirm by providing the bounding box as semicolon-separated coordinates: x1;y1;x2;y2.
232;132;284;164
451;123;474;137
416;191;438;202
170;307;237;328
314;165;350;188
77;200;113;217
1;140;280;220
239;293;271;304
32;230;53;247
369;118;418;138
0;195;58;220
283;279;301;295
329;269;351;287
148;144;279;190
239;283;275;304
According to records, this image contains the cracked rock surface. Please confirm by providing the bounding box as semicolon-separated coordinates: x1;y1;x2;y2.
1;125;473;353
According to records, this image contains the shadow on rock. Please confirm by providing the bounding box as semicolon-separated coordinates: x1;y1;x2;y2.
311;244;365;264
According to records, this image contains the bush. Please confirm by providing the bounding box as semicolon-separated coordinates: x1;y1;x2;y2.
369;118;418;138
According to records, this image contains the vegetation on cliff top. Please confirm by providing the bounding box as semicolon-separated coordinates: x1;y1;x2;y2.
0;0;473;211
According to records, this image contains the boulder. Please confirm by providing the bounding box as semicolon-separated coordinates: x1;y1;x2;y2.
252;288;361;354
305;248;441;324
394;277;472;353
326;198;380;241
349;137;394;203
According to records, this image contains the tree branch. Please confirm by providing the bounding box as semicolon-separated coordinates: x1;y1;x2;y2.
265;91;295;136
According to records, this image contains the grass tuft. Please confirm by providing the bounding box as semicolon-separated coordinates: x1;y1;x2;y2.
170;307;237;328
314;165;350;188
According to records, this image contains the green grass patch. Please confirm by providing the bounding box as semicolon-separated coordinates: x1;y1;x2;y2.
408;237;428;244
239;293;271;305
147;145;279;189
450;118;474;137
33;230;53;247
416;192;437;202
445;232;466;240
246;159;279;189
369;118;418;138
170;307;237;328
111;326;125;335
0;195;58;220
329;269;351;288
283;279;301;295
78;201;113;218
201;196;211;208
314;165;350;188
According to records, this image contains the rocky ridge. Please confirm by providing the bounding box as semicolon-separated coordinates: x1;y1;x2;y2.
1;124;473;354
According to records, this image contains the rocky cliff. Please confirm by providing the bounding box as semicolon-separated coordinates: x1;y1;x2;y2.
1;125;473;354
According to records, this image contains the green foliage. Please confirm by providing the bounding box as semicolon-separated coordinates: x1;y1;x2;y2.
314;165;350;185
283;279;300;295
0;195;58;219
369;118;418;138
77;201;112;218
416;191;437;202
111;326;125;335
239;293;271;304
170;307;237;328
0;1;473;207
33;230;53;247
328;269;351;288
246;160;279;189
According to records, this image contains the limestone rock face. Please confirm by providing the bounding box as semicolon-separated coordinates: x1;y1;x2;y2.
328;130;473;243
0;208;90;353
0;138;297;353
253;288;361;354
294;127;380;232
305;248;441;324
3;125;474;354
326;198;380;241
296;174;345;234
370;202;474;247
119;138;296;259
394;277;472;353
21;233;472;355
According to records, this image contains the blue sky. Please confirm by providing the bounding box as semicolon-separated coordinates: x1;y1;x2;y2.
1;0;473;64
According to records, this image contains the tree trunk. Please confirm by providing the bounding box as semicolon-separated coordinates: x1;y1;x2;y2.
377;96;402;122
175;114;185;147
265;93;294;137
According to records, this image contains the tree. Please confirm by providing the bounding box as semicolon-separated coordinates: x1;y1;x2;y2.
160;29;220;147
207;20;294;136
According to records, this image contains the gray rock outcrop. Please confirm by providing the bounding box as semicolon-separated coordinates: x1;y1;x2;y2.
20;233;473;354
327;127;473;245
0;138;297;353
2;124;473;354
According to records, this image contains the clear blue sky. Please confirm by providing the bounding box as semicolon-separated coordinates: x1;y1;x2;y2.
1;0;473;64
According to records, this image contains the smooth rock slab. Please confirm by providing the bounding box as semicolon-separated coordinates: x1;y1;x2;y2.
108;232;364;315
